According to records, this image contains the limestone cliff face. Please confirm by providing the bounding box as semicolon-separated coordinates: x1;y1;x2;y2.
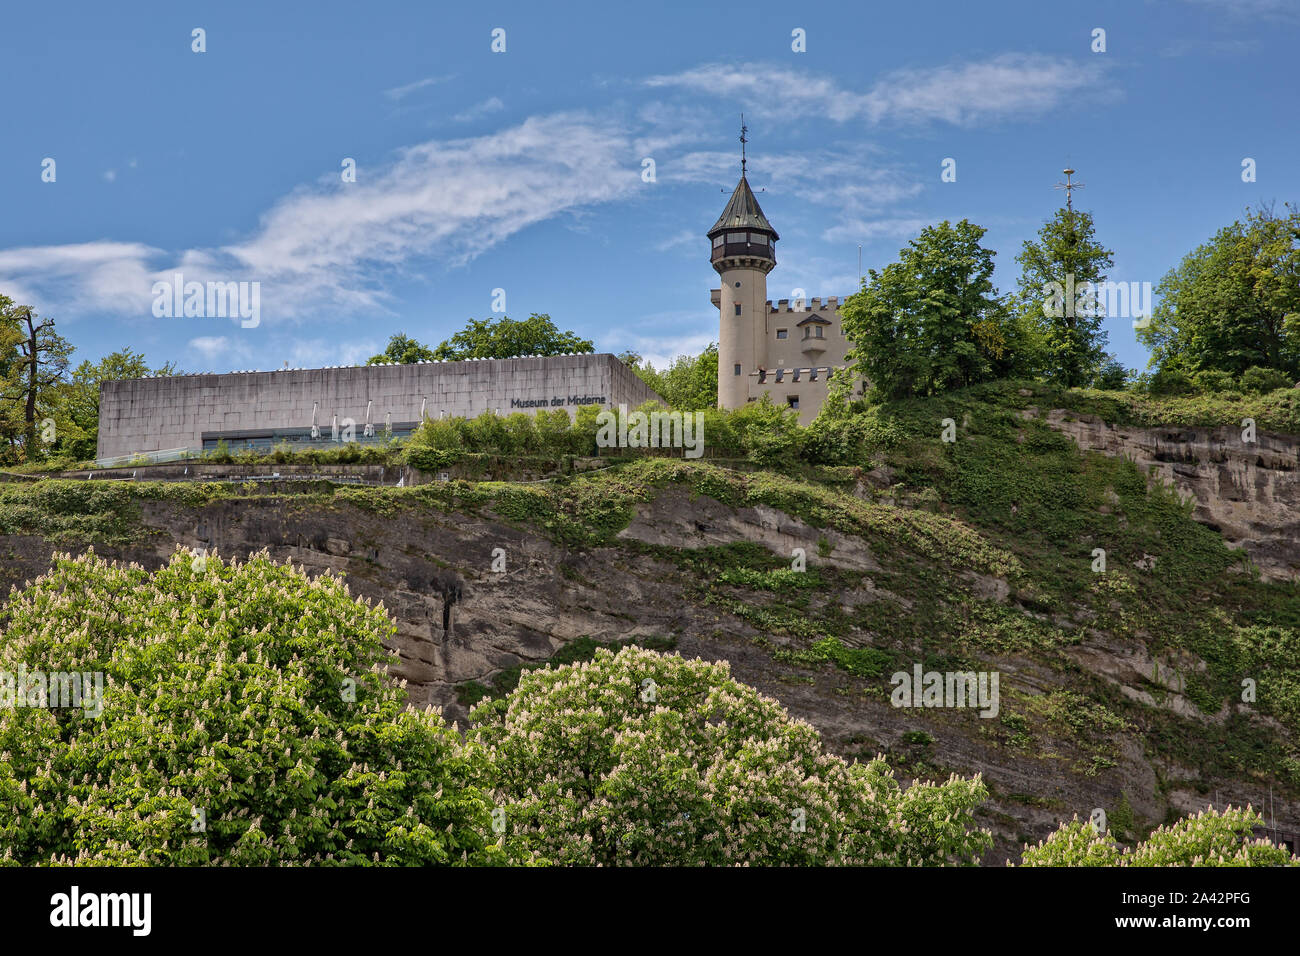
1043;409;1300;582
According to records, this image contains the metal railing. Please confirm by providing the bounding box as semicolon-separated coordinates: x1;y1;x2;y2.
94;447;202;468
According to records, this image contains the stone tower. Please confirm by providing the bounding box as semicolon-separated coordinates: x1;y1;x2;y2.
709;174;779;410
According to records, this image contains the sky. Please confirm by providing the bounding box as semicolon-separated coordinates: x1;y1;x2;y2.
1;0;1297;376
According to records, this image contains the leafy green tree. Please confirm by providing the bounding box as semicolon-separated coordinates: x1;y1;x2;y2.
1018;807;1298;866
471;645;991;865
1139;204;1300;378
61;349;179;461
1014;206;1114;387
0;298;24;461
366;332;437;365
0;297;74;462
0;549;510;866
627;343;718;409
840;220;1017;400
432;314;593;361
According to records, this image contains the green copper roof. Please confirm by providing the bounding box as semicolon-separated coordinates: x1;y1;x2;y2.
708;176;779;239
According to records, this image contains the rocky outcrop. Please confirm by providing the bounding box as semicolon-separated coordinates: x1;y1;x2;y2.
1043;409;1300;581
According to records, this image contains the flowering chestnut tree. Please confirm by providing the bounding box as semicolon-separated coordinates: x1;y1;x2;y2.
0;549;505;866
472;645;992;865
1018;807;1298;866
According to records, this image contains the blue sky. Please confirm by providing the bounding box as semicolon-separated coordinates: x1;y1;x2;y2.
1;0;1297;375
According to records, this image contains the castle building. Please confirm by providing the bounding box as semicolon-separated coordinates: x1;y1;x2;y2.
709;170;855;425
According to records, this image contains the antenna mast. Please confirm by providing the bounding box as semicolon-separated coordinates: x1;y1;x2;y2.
1054;167;1085;214
740;114;748;177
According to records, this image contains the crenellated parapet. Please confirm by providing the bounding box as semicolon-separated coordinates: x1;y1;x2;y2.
768;296;842;312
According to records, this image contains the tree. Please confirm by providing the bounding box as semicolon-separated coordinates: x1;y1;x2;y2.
627;343;719;409
366;332;437;365
1138;204;1300;379
432;314;593;361
62;349;179;461
1018;807;1298;866
0;549;510;865
471;645;991;865
840;220;1017;400
1014;206;1114;388
0;297;74;461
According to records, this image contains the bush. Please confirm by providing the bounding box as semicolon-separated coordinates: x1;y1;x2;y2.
0;550;507;866
1191;369;1235;393
1145;367;1196;397
1240;365;1294;393
471;645;991;865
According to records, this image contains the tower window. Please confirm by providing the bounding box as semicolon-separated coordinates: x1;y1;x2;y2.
734;303;742;316
734;281;741;288
776;329;788;339
727;232;746;243
733;364;742;376
712;235;724;248
750;233;768;245
786;395;800;410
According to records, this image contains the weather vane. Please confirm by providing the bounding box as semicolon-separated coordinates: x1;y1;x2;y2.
722;115;764;192
1054;167;1084;213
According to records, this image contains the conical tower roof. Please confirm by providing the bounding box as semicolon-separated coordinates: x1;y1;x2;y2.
708;176;779;239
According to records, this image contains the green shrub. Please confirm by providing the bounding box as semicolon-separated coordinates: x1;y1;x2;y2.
1240;365;1294;393
1191;369;1235;393
1145;367;1196;397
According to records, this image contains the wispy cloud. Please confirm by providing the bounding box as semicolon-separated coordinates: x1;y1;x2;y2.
383;75;454;101
1;52;1102;348
647;54;1110;127
1178;0;1299;17
0;114;643;328
186;334;379;372
653;230;698;252
821;217;934;244
220;112;640;315
0;241;161;320
452;96;505;122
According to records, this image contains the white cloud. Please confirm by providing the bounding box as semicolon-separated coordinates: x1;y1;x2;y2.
185;334;380;372
2;54;1091;333
647;54;1109;127
0;241;161;320
102;170;117;183
822;217;933;244
1;114;644;325
218;112;641;319
384;75;454;101
654;230;698;252
452;97;505;122
1179;0;1298;16
188;336;232;363
619;328;716;372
